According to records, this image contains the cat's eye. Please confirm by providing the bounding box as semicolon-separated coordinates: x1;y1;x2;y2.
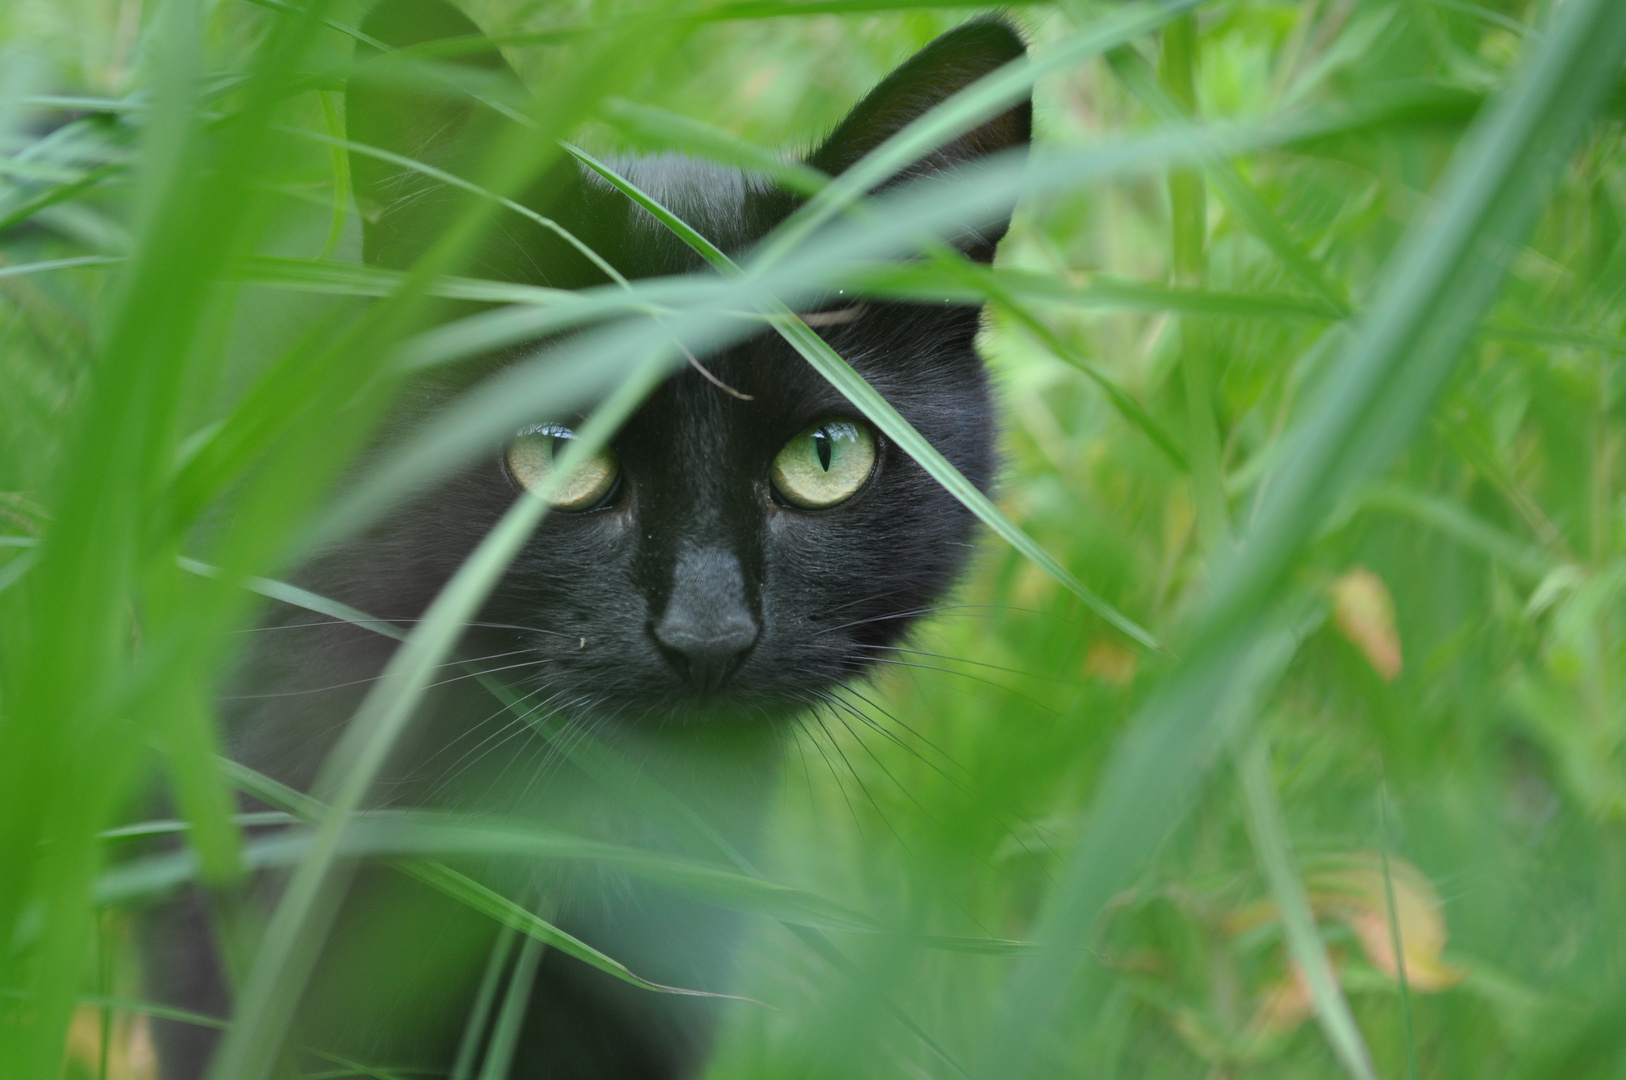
505;424;620;510
771;419;877;509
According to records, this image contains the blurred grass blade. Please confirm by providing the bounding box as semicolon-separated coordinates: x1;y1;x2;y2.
569;144;1164;651
318;109;1391;539
0;163;121;234
401;863;753;1000
0;254;126;279
1348;485;1555;583
976;1;1626;1075
1107;44;1350;314
1237;735;1378;1080
475;934;546;1080
856;263;1343;320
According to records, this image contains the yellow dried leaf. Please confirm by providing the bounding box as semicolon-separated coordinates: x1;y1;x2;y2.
1330;567;1403;680
1306;852;1467;992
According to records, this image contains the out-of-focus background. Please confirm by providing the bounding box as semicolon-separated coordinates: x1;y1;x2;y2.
4;0;1625;1077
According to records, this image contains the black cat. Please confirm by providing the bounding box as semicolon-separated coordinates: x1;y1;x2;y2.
142;2;1029;1076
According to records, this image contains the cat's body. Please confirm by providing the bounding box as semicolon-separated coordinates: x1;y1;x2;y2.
142;3;1029;1076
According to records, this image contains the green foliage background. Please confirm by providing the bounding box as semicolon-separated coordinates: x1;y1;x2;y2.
3;0;1626;1077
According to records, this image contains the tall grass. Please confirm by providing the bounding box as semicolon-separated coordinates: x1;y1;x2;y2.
3;0;1626;1078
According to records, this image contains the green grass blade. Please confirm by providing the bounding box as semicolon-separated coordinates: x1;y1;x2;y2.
853;262;1344;320
1237;735;1379;1080
0;254;127;279
1349;484;1556;583
474;933;545;1080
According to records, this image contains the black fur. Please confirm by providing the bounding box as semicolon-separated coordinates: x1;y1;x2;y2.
143;3;1029;1077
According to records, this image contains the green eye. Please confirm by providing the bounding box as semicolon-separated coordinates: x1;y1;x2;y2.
505;424;619;510
771;419;876;509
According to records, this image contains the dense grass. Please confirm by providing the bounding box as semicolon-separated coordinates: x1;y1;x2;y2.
4;0;1626;1077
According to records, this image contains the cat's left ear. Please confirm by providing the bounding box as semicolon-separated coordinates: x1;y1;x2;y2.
807;18;1031;263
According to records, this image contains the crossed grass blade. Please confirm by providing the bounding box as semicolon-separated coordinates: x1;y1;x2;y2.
973;1;1626;1076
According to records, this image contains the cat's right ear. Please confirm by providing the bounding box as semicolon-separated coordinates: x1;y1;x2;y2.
345;0;594;281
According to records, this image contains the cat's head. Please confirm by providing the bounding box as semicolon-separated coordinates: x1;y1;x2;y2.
342;0;1030;726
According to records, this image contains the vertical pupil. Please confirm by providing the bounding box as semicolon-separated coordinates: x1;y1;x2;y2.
814;429;832;472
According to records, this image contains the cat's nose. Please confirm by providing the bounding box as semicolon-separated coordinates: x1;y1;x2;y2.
653;546;760;694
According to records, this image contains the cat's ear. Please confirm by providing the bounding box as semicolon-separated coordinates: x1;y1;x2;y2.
807;18;1031;263
345;0;598;282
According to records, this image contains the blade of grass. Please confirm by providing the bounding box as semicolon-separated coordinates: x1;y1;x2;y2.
855;263;1344;320
451;924;517;1080
0;254;127;278
1159;13;1230;551
315;91;349;260
319;104;1442;536
476;934;546;1080
1237;734;1379;1080
100;799;1030;947
1348;484;1555;583
1380;781;1419;1080
0;163;122;234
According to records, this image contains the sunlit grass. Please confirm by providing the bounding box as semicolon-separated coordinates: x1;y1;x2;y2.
4;0;1626;1078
